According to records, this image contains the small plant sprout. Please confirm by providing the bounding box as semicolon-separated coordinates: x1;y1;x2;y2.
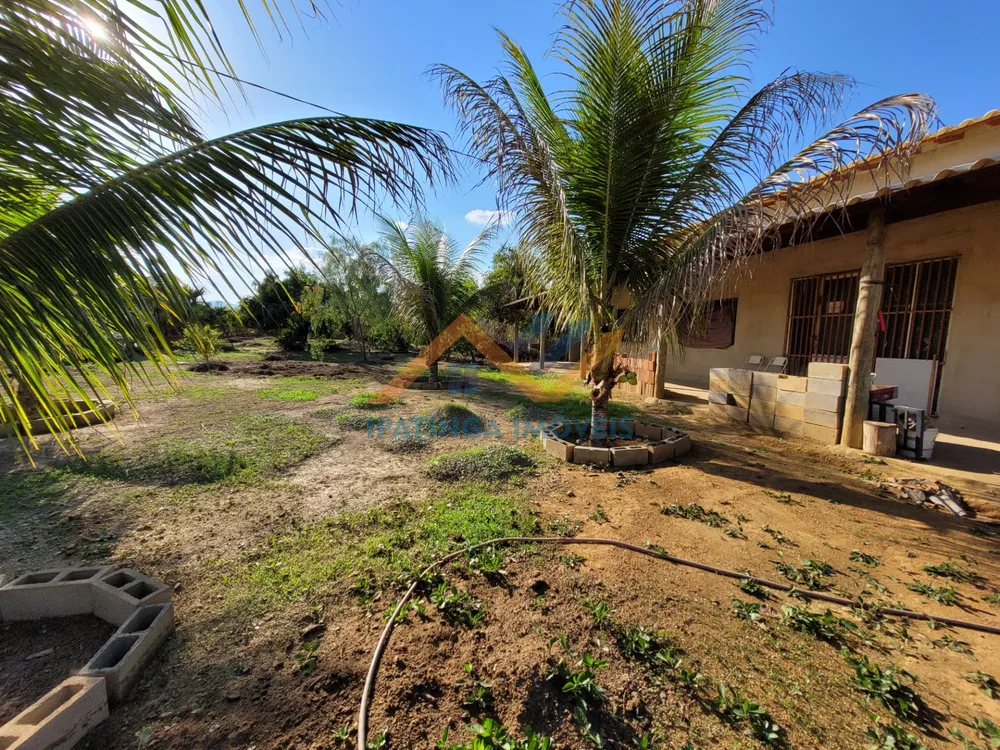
135;726;154;750
660;502;729;527
851;550;881;567
468;546;507;580
331;724;354;744
429;582;487;627
436;720;553;750
589;506;609;524
731;598;762;622
293;640;320;675
764;489;794;504
907;581;959;606
930;635;973;656
561;553;585;568
761;524;795;546
367;729;390;749
772;560;830;590
584;599;613;628
618;625;682;669
965;670;999;699
459;663;495;713
865;721;926;750
955;716;1000;747
922;561;985;584
846;655;925;723
985;591;1000;607
713;683;783;747
781;605;855;644
738;578;769;599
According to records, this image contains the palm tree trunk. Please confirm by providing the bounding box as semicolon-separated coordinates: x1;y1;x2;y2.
14;380;41;418
429;360;439;384
513;329;518;363
588;354;614;447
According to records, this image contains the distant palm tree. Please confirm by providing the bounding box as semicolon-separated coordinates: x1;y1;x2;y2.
432;0;935;445
0;0;452;453
371;218;493;384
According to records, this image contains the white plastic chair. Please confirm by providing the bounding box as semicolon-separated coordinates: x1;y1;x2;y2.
765;356;788;373
745;354;764;371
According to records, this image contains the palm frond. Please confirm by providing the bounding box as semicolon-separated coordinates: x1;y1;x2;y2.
0;116;452;452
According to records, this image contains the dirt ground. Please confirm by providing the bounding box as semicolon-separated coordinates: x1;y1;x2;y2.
0;344;998;749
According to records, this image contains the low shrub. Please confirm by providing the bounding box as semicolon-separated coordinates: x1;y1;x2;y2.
425;445;536;483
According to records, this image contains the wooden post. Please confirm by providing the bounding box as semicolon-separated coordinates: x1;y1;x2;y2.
653;329;667;400
841;207;887;448
863;420;897;456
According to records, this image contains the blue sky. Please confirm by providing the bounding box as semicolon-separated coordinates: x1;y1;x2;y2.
193;0;1000;298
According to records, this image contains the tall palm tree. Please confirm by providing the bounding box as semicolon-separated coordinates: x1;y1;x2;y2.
371;218;492;384
432;0;935;445
0;0;452;454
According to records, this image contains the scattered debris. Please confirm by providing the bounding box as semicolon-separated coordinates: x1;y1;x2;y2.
25;648;54;661
879;478;972;518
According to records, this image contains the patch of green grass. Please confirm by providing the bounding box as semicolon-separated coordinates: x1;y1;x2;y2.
334;412;376;430
0;469;79;520
258;387;321;402
223;486;534;615
67;415;325;485
425;445;536;483
347;392;402;409
423;402;485;434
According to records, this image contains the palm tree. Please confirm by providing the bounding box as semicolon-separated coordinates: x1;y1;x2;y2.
432;0;935;445
0;0;452;453
371;218;493;384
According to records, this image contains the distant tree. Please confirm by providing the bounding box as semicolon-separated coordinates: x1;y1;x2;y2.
371;218;493;383
180;323;221;364
482;245;536;362
308;239;391;361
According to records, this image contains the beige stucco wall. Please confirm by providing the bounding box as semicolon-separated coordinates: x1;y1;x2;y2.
663;199;1000;432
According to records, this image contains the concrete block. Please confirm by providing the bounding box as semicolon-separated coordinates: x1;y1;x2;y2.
648;440;675;463
750;385;777;403
0;566;112;622
773;416;805;437
776;390;805;407
726;370;751;396
708;375;729;392
776;375;808;392
0;676;108;750
750;399;776;417
803;422;840;444
748;411;774;430
804;408;842;429
611;446;648;467
541;432;574;462
709;368;730;381
730;394;750;409
774;403;804;420
82;603;174;704
661;427;691;457
707;390;728;405
807;377;846;396
804;392;844;413
725;405;749;423
572;445;610;466
91;569;171;627
635;422;663;440
807;362;849;381
752;372;778;388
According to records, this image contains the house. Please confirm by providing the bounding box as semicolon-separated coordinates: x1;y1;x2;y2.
659;109;1000;442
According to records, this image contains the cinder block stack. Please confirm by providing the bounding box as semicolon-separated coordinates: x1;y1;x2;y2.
707;367;751;422
748;371;777;429
707;363;850;446
803;362;848;443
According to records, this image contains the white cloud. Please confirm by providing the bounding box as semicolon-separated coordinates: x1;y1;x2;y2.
464;208;513;226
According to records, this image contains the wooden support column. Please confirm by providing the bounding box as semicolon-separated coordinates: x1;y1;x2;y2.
841;207;887;448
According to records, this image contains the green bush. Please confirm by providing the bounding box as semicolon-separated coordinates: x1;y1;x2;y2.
425;445;536;483
423;402;485;435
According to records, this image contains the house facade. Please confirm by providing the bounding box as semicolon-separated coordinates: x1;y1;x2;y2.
661;110;1000;436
